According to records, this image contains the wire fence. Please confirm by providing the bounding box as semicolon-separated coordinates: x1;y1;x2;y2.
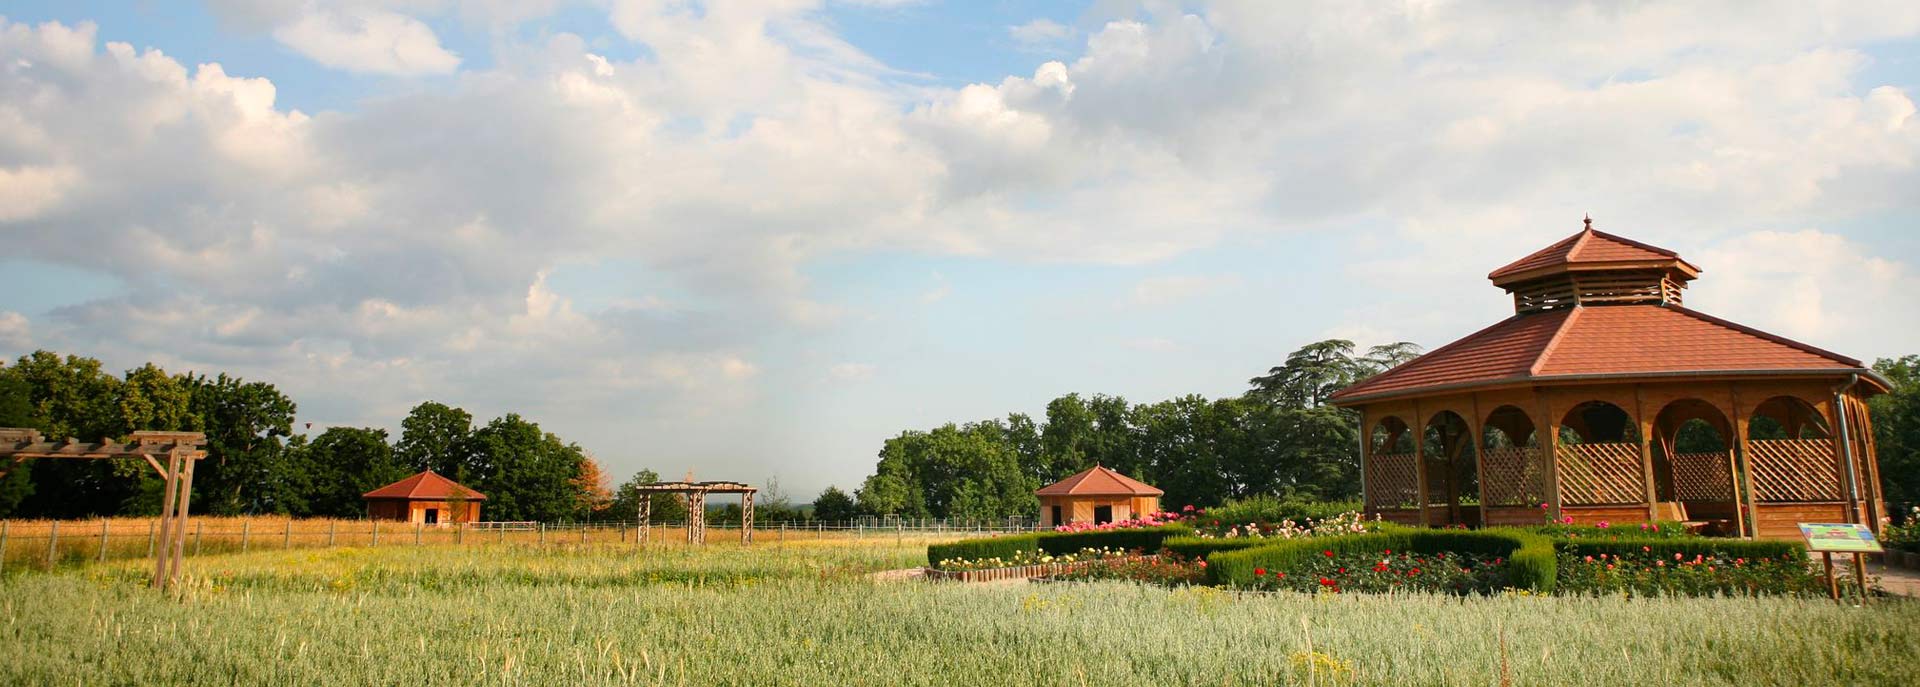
0;516;1036;572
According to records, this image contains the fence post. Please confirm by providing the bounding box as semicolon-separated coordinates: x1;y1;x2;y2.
241;520;250;552
98;519;109;563
456;523;464;545
194;522;202;556
147;520;156;557
46;520;58;568
0;521;8;574
371;522;379;546
539;522;546;545
327;521;336;547
284;519;292;549
415;522;423;546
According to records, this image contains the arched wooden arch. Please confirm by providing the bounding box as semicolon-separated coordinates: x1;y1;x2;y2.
1363;415;1419;521
1741;395;1847;539
1422;410;1478;527
1650;399;1741;534
1479;405;1545;514
1553;400;1645;507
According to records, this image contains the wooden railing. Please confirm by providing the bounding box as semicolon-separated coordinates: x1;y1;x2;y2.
1481;446;1546;506
1557;442;1646;505
1365;452;1419;509
1748;439;1842;502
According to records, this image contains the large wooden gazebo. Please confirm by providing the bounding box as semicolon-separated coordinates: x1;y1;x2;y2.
1330;219;1890;539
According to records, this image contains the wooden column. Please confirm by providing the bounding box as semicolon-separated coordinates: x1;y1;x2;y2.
1358;408;1372;518
1412;400;1429;528
1634;386;1658;522
637;495;651;543
1731;385;1759;538
741;491;754;545
152;450;180;589
165;456;196;588
1469;394;1488;528
1538;391;1561;520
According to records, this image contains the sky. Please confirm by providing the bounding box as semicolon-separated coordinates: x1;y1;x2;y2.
1;1;1918;499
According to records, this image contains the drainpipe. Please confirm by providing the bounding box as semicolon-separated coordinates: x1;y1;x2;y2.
1833;374;1862;524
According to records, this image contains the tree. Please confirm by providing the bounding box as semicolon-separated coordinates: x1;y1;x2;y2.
611;469;688;523
1871;355;1920;507
812;486;857;521
0;361;35;515
465;414;585;521
571;454;614;520
185;373;297;515
299;427;407;517
395;401;473;475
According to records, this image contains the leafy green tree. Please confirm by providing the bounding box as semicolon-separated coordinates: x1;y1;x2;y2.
1871;355;1919;508
611;469;688;523
465;414;585;521
299;427;407;517
0;361;35;515
185;373;297;515
812;486;858;521
395;401;473;475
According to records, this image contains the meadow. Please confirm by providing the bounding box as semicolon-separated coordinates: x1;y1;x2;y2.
3;538;1918;686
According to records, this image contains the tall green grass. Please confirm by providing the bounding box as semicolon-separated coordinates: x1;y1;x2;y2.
1;542;1916;685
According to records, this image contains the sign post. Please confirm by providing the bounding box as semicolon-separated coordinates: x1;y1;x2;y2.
1798;523;1882;604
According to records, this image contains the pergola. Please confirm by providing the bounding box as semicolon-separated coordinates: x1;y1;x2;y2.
631;480;756;544
0;427;207;588
1330;219;1890;539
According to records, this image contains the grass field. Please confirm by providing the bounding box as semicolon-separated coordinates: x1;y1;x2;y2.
3;539;1918;686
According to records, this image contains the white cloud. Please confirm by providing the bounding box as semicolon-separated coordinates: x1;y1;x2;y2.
1009;19;1074;48
1690;229;1920;353
1126;275;1242;308
0;311;29;353
272;6;460;75
1124;337;1178;353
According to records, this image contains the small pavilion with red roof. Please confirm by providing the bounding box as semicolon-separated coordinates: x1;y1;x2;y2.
1330;218;1890;539
1036;465;1164;528
363;470;486;525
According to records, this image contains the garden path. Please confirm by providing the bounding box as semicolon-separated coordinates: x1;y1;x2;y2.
1867;559;1920;598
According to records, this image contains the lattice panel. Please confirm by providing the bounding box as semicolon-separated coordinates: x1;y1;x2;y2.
1366;452;1419;509
1482;446;1545;506
1749;439;1842;502
1557;442;1646;505
1669;452;1734;502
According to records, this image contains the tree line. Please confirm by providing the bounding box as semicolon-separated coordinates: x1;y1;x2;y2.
849;340;1421;519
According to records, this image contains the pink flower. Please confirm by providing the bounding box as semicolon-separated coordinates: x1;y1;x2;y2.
1197;561;1207;568
1583;556;1594;563
1596;521;1610;529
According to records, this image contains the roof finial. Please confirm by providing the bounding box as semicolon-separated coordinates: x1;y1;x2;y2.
1583;213;1592;230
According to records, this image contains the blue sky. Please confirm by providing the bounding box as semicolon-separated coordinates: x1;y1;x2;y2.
1;1;1917;498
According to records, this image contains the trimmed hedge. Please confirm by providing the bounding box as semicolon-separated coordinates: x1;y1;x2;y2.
1036;525;1190;555
926;534;1040;567
1206;527;1558;592
1160;536;1268;560
1554;537;1804;561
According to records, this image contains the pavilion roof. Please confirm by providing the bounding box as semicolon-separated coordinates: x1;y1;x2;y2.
1486;226;1700;286
1329;304;1878;405
1036;465;1164;497
363;470;486;501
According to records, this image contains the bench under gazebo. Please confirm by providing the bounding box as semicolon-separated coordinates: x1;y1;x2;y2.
1329;219;1891;538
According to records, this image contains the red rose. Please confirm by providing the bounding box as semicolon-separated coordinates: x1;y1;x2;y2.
1254;568;1266;576
1323;550;1334;557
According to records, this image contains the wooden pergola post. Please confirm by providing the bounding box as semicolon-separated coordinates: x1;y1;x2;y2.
630;479;755;546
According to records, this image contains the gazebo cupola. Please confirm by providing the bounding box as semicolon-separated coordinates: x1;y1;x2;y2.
1489;216;1701;314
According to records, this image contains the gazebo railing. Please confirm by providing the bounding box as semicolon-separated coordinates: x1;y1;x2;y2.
1748;439;1842;502
1668;452;1735;502
1481;446;1546;506
1556;443;1645;505
1364;452;1419;509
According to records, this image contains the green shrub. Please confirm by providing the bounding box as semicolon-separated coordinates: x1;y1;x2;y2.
1159;536;1267;561
926;534;1040;568
1036;525;1189;555
1199;496;1362;526
1529;521;1691;539
1207;527;1557;593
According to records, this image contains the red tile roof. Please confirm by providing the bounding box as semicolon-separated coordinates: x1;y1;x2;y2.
1487;227;1699;284
1036;465;1164;497
1330;304;1864;404
363;470;486;501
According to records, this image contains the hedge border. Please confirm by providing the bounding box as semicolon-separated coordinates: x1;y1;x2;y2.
927;525;1191;568
1204;527;1558;592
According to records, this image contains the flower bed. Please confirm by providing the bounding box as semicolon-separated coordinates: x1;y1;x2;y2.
925;554;1157;583
932;546;1127;572
1555;548;1836;596
1045;555;1205;586
1238;548;1510;595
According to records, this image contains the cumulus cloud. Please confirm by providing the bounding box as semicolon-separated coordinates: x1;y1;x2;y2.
1009;19;1074;49
1690;230;1920;352
828;362;876;381
0;312;29;353
271;5;460;75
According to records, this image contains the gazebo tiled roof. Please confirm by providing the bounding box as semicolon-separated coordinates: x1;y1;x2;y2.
1330;222;1884;405
1036;465;1163;497
362;470;486;501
